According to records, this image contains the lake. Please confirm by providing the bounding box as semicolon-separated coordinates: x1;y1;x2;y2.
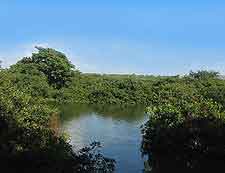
61;104;148;173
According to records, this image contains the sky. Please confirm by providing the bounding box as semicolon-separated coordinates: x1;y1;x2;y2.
0;0;225;75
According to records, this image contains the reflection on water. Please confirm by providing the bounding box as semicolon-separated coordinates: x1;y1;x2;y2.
61;104;147;173
60;104;225;173
145;153;225;173
142;117;225;173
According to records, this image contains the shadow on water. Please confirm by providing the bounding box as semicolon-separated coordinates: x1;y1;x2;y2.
144;153;225;173
60;104;147;123
143;117;225;173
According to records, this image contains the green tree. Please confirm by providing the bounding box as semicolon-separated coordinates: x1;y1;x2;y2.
18;47;75;89
9;63;55;99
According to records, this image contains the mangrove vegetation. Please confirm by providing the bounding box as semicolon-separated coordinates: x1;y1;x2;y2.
1;47;225;172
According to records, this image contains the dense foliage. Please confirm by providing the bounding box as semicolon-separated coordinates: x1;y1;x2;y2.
141;72;225;172
58;73;160;105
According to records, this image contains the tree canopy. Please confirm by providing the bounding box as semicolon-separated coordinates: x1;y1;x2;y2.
17;47;75;88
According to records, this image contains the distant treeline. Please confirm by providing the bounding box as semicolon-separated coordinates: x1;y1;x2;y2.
59;69;225;106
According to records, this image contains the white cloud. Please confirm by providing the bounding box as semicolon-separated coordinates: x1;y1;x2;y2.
21;42;50;57
0;42;51;68
65;52;98;73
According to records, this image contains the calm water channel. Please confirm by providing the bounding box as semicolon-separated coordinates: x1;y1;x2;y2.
61;104;148;173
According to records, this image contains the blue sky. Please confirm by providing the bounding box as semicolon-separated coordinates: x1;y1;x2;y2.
0;0;225;75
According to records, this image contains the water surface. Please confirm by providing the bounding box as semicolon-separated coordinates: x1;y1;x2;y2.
61;104;147;173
